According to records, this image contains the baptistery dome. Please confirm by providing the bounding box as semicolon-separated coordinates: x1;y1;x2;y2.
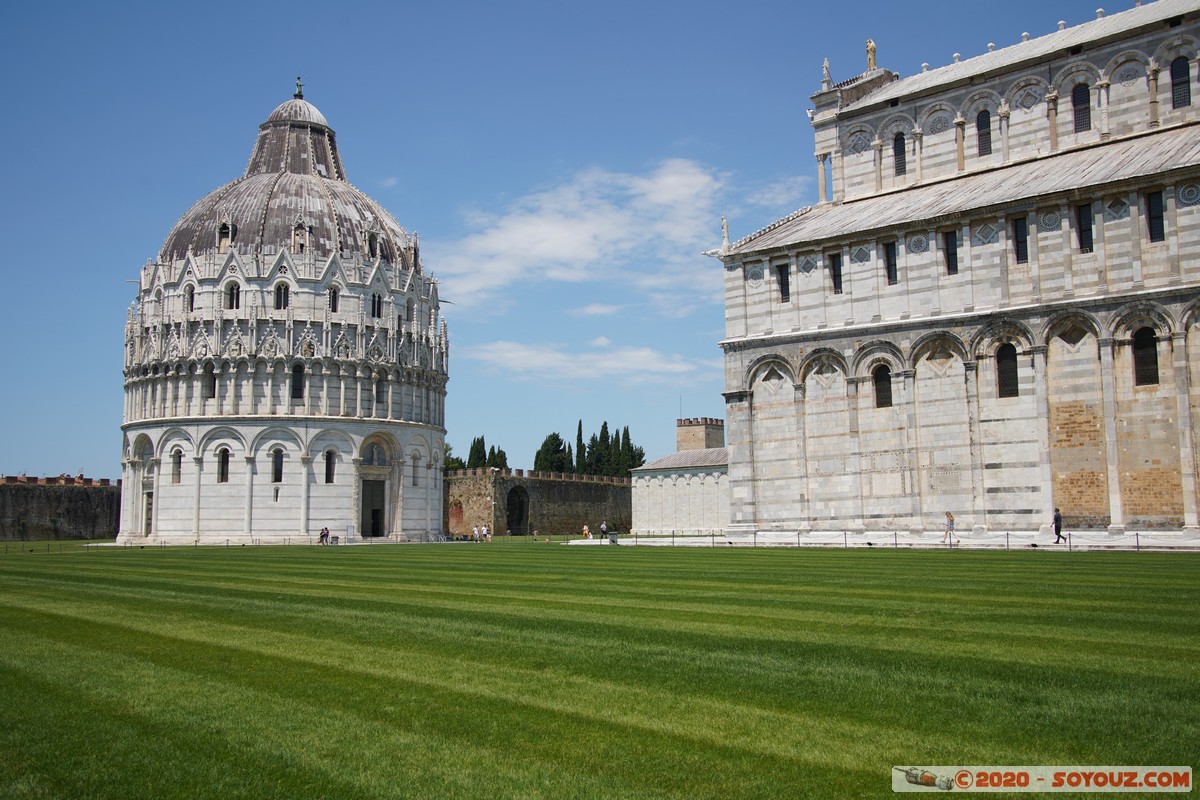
119;82;448;546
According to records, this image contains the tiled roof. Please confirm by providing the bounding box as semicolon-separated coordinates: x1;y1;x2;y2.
729;124;1200;256
841;0;1199;114
634;448;729;472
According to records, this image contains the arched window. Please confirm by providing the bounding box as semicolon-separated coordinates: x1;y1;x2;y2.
997;343;1019;398
202;364;217;399
218;223;234;253
184;285;195;313
274;283;289;310
1072;83;1091;132
292;223;307;254
872;364;893;408
412;454;420;486
328;287;339;312
893;132;907;176
1133;327;1159;386
371;293;383;318
272;448;284;483
171;449;183;484
325;450;336;484
217;448;230;483
225;282;240;310
406;298;415;322
368;232;379;259
1171;57;1191;109
976;110;992;156
291;364;304;400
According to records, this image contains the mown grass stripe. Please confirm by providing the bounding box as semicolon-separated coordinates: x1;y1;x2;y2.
1;544;1196;798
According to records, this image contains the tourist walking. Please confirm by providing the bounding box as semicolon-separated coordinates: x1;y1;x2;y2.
1053;508;1066;543
941;512;956;544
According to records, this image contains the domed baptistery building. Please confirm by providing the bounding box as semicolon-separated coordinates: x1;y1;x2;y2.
118;83;449;544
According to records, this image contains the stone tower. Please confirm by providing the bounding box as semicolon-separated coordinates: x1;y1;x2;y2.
119;84;449;544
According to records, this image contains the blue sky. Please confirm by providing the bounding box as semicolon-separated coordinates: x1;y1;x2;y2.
0;0;1116;478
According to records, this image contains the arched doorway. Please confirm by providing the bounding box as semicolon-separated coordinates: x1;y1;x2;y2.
359;439;391;538
506;486;530;535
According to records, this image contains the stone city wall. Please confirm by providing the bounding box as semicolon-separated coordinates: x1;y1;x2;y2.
446;468;631;536
0;476;121;540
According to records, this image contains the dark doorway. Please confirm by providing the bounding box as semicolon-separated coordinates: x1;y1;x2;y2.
506;486;530;535
361;480;386;537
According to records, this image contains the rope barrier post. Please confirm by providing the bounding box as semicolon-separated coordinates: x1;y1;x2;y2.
1068;531;1072;552
672;529;675;547
894;530;898;548
1006;532;1009;550
1135;530;1140;551
843;530;847;549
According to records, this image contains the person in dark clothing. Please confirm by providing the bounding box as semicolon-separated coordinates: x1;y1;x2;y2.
1052;508;1066;543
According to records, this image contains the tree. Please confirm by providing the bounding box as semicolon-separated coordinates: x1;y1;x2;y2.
486;446;508;469
444;442;466;472
467;436;487;469
575;420;585;473
533;433;572;473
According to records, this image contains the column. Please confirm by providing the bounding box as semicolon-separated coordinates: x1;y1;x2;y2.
998;102;1011;162
243;456;255;538
1046;91;1059;151
300;455;312;537
1172;331;1200;532
1060;203;1075;297
1027;210;1041;301
1148;66;1160;128
954;116;965;171
149;458;162;538
816;154;828;203
1098;338;1125;534
900;369;923;533
1094;198;1108;287
1128;191;1144;286
349;457;362;540
912;129;923;182
964;362;986;531
192;456;203;537
794;383;811;533
1097;80;1111;139
872;138;883;193
1031;346;1055;534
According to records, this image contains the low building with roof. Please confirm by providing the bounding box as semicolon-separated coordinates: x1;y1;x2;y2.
713;0;1200;536
631;418;729;537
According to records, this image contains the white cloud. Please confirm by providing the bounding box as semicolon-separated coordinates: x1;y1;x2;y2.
461;340;704;385
573;303;622;317
380;176;399;188
590;336;611;347
427;159;726;313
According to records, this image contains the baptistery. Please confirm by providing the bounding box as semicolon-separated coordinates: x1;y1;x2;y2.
119;82;448;544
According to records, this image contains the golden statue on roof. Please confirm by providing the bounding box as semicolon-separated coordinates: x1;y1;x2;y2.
866;39;876;71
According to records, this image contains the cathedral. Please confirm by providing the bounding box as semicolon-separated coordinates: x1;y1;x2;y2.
716;0;1200;535
118;83;449;544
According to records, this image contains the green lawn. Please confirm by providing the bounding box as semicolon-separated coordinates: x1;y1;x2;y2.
1;543;1196;799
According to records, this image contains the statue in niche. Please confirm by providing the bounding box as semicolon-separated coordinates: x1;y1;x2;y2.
866;39;876;71
301;339;315;358
364;444;387;466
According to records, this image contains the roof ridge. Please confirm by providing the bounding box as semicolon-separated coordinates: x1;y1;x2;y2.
731;205;813;251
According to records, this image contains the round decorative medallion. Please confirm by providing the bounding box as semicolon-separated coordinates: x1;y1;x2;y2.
907;234;929;254
1178;183;1200;207
1039;211;1061;232
1117;67;1140;87
747;267;764;287
929;116;950;134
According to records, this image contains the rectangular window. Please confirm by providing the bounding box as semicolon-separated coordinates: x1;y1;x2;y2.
828;253;843;294
775;263;790;302
1012;217;1029;264
1076;203;1094;253
883;242;898;285
1146;191;1165;242
943;230;959;275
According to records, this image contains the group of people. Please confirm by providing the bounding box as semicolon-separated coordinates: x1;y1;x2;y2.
471;525;491;543
582;521;618;544
317;527;332;545
940;508;1069;544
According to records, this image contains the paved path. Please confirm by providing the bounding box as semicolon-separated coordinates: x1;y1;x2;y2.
569;530;1200;551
